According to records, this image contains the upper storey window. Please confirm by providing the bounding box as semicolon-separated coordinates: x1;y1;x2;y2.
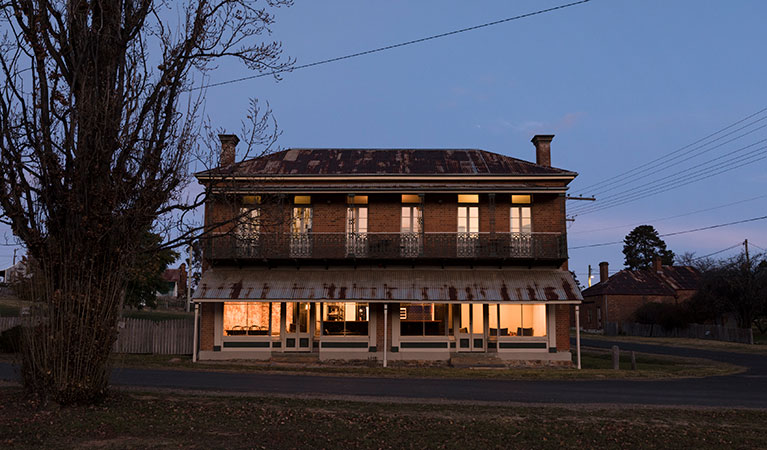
401;194;422;257
346;195;368;256
510;195;532;257
457;194;479;257
291;196;312;257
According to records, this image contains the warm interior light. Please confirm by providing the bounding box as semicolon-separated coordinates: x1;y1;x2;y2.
458;194;479;204
512;194;532;204
401;194;421;203
347;195;368;204
242;195;261;205
294;195;311;205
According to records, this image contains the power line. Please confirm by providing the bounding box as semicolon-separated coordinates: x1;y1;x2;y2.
572;136;767;208
190;0;592;91
572;105;767;194
749;242;766;252
570;147;767;216
692;243;744;261
569;194;767;235
569;214;767;250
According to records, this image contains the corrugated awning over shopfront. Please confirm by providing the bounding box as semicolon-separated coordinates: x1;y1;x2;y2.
193;268;582;304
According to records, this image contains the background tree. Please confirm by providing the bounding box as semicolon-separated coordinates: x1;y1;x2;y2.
0;0;291;404
691;252;767;330
622;225;675;270
125;232;179;310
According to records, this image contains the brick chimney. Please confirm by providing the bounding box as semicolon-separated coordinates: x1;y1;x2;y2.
599;261;609;284
653;255;662;272
219;134;240;167
531;134;554;167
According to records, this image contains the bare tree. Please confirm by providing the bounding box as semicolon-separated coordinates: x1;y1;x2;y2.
0;0;291;404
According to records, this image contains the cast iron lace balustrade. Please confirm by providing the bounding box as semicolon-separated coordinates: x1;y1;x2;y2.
205;232;566;260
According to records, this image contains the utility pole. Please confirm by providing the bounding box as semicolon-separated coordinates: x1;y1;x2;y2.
588;264;593;287
744;239;750;265
12;249;17;265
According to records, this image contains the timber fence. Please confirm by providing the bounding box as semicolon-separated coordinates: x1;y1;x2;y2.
605;322;754;345
0;316;194;354
0;316;20;333
114;318;194;355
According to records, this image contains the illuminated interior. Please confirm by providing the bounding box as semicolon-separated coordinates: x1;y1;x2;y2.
488;304;546;337
459;303;484;334
223;302;280;336
322;302;369;335
400;303;449;336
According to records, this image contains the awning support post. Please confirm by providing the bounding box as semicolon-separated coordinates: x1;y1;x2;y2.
383;303;388;368
192;302;200;363
575;304;581;370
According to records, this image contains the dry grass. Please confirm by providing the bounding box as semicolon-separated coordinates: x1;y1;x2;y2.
580;332;767;355
0;386;764;449
104;349;741;381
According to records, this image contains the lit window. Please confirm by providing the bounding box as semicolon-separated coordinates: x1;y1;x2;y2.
458;194;479;204
294;195;311;205
401;194;421;203
322;302;369;336
347;195;368;205
488;304;546;337
511;194;531;204
223;302;277;336
242;195;261;205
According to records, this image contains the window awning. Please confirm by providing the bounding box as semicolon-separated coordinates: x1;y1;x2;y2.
193;267;582;304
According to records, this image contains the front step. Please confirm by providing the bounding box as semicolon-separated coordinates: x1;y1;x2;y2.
270;352;320;364
450;353;506;369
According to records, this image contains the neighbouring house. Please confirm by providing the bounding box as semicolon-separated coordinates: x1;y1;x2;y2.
192;134;582;364
579;258;701;330
158;264;187;299
0;260;27;284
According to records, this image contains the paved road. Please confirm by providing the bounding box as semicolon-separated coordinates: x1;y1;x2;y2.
1;339;765;408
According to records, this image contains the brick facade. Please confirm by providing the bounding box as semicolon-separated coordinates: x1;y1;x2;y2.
200;302;215;351
555;304;570;351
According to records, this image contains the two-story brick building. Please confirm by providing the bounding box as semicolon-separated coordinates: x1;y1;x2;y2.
192;135;582;365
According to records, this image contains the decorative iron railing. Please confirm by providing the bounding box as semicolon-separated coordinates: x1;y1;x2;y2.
205;232;567;261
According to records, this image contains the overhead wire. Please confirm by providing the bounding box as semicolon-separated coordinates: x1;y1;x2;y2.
570;145;767;215
572;105;767;194
570;123;767;212
569;214;767;250
569;194;767;235
188;0;592;91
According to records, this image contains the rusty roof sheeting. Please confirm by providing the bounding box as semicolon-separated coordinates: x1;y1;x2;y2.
193;268;582;303
196;149;576;178
582;266;701;297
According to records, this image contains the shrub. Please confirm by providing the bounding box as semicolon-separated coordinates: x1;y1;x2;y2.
0;325;22;353
633;302;691;331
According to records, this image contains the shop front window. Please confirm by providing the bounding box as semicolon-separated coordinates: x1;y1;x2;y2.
400;303;450;336
223;302;278;336
322;302;369;336
488;304;546;337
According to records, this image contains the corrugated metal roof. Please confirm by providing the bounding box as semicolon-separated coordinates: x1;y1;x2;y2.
196;149;576;178
193;268;582;304
582;266;701;297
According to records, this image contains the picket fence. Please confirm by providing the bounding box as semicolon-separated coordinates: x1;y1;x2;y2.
0;316;194;355
604;322;754;345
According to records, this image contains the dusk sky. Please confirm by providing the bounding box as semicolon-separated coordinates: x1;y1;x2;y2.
2;0;766;284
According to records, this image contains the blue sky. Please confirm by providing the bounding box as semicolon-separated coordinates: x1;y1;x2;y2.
3;0;767;285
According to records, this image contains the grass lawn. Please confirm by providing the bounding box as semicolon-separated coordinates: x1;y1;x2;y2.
102;348;740;381
580;332;767;355
0;386;764;449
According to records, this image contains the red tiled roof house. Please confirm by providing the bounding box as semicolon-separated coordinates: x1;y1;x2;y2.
579;258;701;330
192;135;582;364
